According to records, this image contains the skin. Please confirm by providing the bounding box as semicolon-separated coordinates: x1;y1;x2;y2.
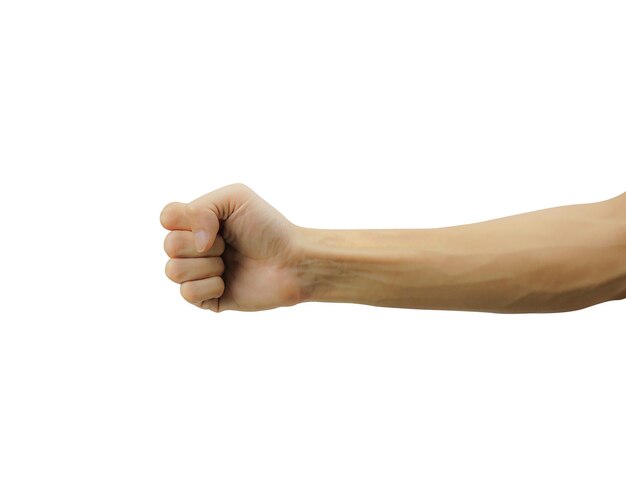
160;183;626;313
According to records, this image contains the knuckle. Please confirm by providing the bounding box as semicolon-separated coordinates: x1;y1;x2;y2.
180;282;201;303
185;202;200;217
185;201;217;224
160;202;178;226
165;259;183;283
230;182;252;195
163;233;178;257
164;232;185;257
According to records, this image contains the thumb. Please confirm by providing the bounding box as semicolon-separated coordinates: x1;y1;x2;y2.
186;183;254;253
186;204;220;253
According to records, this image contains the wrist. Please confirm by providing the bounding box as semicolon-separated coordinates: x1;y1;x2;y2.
292;226;342;304
292;226;428;306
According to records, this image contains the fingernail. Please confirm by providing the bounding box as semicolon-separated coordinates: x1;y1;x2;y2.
194;230;209;252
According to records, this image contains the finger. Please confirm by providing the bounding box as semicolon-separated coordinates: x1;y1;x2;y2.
200;298;220;312
180;276;225;305
186;204;220;253
165;257;225;284
186;183;253;253
160;202;190;230
164;231;226;258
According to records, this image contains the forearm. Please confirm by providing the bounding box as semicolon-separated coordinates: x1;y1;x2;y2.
295;197;626;313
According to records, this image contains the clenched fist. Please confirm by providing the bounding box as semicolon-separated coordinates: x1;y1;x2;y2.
160;183;305;312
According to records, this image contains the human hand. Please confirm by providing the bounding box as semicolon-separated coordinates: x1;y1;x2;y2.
160;183;304;312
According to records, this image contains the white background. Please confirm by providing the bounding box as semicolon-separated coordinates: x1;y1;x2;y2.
1;1;625;500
